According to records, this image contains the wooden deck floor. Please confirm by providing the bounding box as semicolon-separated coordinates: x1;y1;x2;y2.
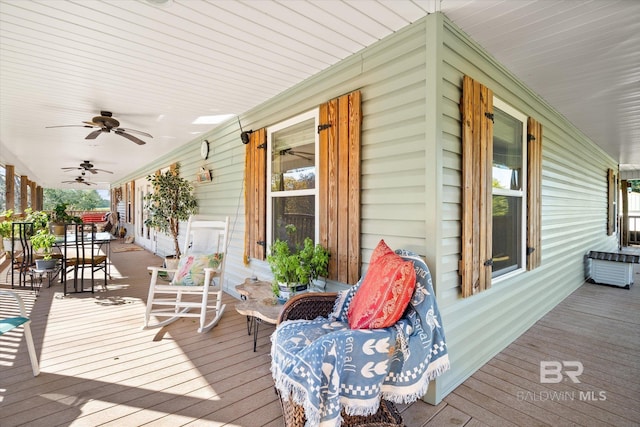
1;243;639;426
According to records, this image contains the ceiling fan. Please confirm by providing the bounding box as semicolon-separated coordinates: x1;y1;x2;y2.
62;173;96;186
47;111;152;145
62;160;113;175
279;148;314;162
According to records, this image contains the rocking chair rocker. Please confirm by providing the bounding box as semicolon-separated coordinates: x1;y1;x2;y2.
143;216;229;333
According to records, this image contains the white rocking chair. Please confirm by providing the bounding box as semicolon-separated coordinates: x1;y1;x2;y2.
143;216;229;333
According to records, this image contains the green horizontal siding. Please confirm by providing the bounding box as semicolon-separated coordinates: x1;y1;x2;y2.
113;12;619;406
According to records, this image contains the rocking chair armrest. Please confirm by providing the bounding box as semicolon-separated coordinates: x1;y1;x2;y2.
147;266;178;274
278;292;338;324
0;290;29;318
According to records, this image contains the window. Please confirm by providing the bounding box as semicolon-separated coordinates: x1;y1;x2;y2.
267;110;319;250
491;100;527;278
460;75;542;297
245;90;362;284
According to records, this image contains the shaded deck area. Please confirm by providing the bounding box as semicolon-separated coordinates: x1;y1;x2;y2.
1;243;639;426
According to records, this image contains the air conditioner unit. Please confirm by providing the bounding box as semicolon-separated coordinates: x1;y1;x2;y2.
587;251;639;289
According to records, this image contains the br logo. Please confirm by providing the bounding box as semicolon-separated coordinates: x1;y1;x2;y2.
540;361;583;383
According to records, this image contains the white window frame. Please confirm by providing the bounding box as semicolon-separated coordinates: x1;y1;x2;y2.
492;97;528;282
266;108;320;249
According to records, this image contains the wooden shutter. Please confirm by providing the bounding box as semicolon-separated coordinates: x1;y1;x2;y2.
5;165;15;211
244;128;267;263
607;168;616;235
460;76;493;298
527;118;542;270
319;90;361;284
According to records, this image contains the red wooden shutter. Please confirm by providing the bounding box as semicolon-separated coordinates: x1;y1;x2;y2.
244;128;267;263
460;75;493;298
527;118;542;270
319;90;361;284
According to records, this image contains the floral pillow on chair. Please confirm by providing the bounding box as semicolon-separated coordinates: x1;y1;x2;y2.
171;253;224;286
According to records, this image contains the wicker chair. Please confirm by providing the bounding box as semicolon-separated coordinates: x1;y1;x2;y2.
276;292;405;427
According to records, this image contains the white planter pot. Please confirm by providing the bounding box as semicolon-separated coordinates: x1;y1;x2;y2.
35;259;57;270
2;238;22;252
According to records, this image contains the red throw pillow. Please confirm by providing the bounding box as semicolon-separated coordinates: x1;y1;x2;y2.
348;240;416;329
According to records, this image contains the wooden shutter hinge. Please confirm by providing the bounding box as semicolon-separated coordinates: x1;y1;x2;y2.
257;241;266;247
484;259;493;266
317;124;332;134
527;134;536;141
526;247;536;255
257;143;266;149
484;112;494;122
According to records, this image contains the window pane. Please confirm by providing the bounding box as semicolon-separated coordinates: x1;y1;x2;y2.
272;195;315;249
493;108;523;191
492;195;522;275
271;118;315;192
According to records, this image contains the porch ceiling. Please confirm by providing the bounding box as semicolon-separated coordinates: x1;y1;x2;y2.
1;0;639;190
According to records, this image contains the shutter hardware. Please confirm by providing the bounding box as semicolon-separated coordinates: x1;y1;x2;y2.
484;259;493;266
317;124;332;134
527;134;536;141
484;112;494;122
257;143;266;149
257;241;266;247
526;247;535;255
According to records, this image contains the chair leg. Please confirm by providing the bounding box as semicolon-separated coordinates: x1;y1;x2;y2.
143;274;157;329
22;320;40;376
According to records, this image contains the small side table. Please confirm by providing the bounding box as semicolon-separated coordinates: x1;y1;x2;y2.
29;266;58;295
235;278;283;351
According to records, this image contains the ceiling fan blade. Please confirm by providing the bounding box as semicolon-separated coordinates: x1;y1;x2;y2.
82;121;101;127
116;127;153;138
115;130;146;145
86;168;98;174
46;125;94;129
85;129;103;140
61;167;82;171
94;168;114;174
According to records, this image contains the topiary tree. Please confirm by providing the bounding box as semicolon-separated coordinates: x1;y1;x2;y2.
143;164;198;257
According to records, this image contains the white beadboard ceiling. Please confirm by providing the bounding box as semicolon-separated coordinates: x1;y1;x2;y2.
1;0;639;190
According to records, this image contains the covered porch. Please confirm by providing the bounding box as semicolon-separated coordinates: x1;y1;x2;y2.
1;243;638;426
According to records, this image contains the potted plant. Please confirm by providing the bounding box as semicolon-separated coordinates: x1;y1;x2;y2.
24;208;50;234
299;238;330;290
30;229;58;270
0;209;20;252
267;224;330;299
143;163;198;259
50;203;81;235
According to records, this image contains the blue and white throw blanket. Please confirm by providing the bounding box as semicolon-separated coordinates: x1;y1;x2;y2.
271;250;450;426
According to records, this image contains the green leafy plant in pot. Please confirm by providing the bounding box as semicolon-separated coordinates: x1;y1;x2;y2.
50;203;81;235
24;208;50;234
143;163;198;259
299;237;330;290
267;224;330;299
30;229;58;270
1;209;19;252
